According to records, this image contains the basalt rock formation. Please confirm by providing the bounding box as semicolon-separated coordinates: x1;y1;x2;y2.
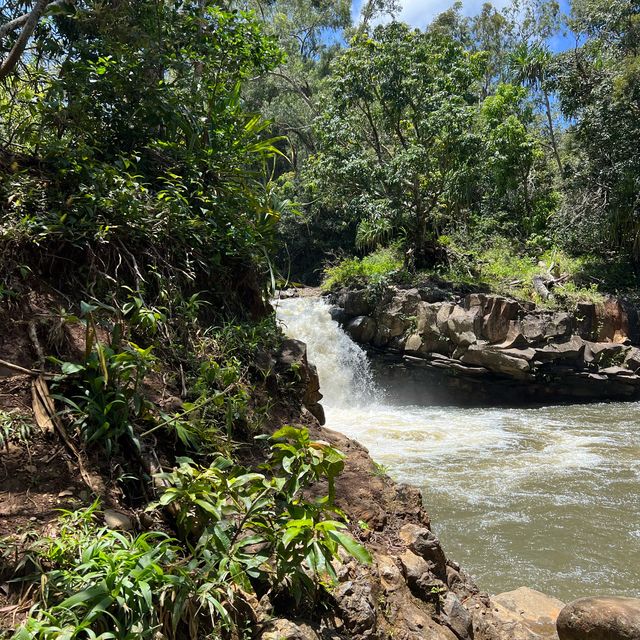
330;286;640;405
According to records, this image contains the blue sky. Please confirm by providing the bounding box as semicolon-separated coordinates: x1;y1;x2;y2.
351;0;576;52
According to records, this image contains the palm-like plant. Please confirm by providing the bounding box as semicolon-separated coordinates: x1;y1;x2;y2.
509;42;564;174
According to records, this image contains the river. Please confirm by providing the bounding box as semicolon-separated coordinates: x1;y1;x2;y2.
275;296;640;602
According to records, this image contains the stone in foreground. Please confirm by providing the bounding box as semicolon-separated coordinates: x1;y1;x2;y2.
473;586;564;640
556;596;640;640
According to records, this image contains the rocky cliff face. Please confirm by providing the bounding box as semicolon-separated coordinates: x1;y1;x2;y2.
331;287;640;404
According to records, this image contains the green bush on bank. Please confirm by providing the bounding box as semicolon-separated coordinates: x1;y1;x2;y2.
12;427;371;640
442;238;609;306
322;246;404;291
322;239;632;307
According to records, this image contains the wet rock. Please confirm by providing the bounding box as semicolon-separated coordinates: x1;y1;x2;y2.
277;338;307;367
339;289;374;317
279;339;326;425
329;306;347;324
104;509;133;530
346;316;376;344
556;596;640;640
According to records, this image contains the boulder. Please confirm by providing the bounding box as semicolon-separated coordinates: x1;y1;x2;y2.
332;575;377;636
399;523;447;580
493;587;564;637
278;340;325;425
436;303;455;337
405;334;425;353
104;509;133;530
375;310;411;345
595;298;629;343
443;592;473;640
418;286;450;303
521;315;548;343
377;555;404;593
556;596;640;640
395;287;423;310
472;587;564;640
399;550;430;590
546;312;573;339
346;316;376;344
480;296;520;344
447;306;482;347
461;344;531;379
534;336;587;364
339;289;373;317
416;301;440;334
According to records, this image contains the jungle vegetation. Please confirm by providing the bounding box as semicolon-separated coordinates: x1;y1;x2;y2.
0;0;638;637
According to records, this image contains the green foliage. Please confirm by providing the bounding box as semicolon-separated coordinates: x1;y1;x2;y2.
0;1;285;318
14;429;370;638
13;503;230;640
551;0;640;260
150;426;370;603
322;246;403;290
56;337;154;456
309;23;485;268
440;237;607;304
0;410;34;450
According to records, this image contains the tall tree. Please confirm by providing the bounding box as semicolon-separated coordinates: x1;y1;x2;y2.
308;23;485;268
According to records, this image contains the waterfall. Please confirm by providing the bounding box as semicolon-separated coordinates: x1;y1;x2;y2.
275;296;377;407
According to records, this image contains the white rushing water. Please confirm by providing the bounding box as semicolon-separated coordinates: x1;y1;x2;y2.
275;296;640;601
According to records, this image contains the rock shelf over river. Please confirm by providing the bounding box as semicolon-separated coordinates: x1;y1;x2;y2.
331;286;640;404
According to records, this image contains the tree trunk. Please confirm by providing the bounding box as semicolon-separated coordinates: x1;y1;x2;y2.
543;89;563;175
0;0;51;81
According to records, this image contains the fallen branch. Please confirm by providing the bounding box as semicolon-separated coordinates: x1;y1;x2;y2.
0;357;53;378
31;375;105;496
